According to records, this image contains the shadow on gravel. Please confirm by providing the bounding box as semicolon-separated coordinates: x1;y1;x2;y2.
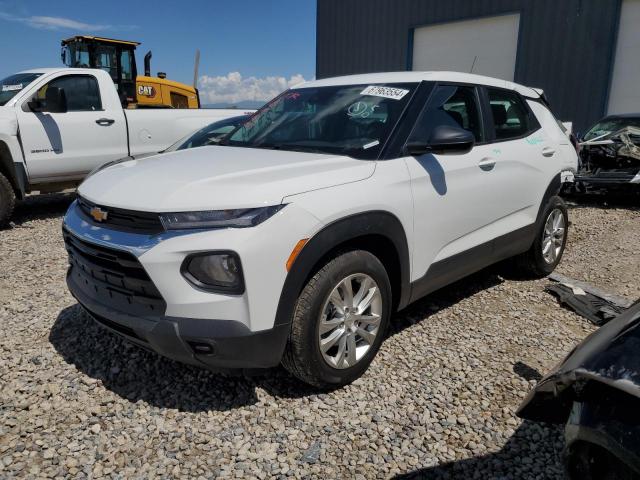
394;420;565;479
49;305;319;412
50;267;507;412
388;268;504;339
9;192;75;227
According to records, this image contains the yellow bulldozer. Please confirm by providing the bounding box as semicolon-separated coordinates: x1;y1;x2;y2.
61;35;200;109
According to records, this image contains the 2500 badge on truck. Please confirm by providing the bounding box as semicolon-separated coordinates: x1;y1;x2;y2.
63;72;578;388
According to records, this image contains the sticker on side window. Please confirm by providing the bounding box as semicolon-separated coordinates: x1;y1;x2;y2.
1;84;23;92
361;86;409;100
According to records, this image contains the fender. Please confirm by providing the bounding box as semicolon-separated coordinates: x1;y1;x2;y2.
273;210;412;330
0;140;27;199
534;173;562;232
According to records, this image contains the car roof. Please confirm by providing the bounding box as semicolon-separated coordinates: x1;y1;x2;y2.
15;68;63;74
296;71;542;99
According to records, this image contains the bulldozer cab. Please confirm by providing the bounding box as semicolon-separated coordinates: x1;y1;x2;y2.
61;36;138;106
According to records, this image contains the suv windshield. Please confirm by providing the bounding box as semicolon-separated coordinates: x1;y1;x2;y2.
224;83;418;159
0;73;43;106
584;118;640;141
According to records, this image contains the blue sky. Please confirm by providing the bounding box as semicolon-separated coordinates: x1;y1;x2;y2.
0;0;316;103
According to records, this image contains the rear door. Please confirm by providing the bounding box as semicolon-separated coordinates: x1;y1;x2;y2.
16;73;128;182
481;87;550;232
403;83;509;281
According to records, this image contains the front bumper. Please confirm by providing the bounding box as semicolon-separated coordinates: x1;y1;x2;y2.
61;199;319;369
575;168;640;187
67;269;289;368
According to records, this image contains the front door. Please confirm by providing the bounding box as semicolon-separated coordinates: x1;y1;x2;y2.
403;84;509;281
16;73;128;182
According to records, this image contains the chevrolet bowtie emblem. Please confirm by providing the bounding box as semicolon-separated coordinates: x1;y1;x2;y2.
90;207;108;222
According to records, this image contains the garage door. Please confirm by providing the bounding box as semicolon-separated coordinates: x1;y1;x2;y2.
412;14;520;81
608;0;640;114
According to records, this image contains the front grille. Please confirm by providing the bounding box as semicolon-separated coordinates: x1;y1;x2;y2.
63;228;166;316
77;196;164;234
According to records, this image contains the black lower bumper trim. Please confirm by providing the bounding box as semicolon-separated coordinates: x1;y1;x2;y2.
67;271;290;369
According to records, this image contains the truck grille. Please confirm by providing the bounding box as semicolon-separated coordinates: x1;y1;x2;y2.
77;196;164;234
63;228;166;316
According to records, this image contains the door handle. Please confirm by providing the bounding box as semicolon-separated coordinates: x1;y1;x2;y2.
95;118;115;126
478;158;496;171
541;147;556;157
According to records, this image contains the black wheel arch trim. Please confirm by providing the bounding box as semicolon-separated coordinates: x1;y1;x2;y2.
273;210;412;331
0;141;27;198
535;174;563;230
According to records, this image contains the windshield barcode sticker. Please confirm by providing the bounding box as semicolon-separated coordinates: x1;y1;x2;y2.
1;84;23;92
361;86;409;100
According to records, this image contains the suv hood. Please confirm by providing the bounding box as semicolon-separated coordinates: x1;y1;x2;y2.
78;146;376;211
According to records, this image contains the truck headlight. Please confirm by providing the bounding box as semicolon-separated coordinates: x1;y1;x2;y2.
159;205;285;230
181;251;244;294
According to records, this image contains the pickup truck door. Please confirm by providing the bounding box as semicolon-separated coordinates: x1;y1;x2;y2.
15;73;128;182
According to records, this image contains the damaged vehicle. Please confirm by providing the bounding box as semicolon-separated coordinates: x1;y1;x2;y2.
575;114;640;192
517;301;640;479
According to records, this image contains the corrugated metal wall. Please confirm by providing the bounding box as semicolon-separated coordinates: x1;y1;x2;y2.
316;0;622;130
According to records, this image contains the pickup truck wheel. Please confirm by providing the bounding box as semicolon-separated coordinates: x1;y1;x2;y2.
282;250;392;389
0;172;16;228
512;195;568;278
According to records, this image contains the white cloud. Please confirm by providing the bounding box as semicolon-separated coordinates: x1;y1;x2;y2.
198;71;309;105
0;11;135;31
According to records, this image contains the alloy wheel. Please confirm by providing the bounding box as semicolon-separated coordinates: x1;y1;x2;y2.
542;208;566;264
318;273;382;369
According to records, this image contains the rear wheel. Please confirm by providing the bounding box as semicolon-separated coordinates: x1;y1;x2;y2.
282;250;392;388
0;172;16;228
512;195;568;277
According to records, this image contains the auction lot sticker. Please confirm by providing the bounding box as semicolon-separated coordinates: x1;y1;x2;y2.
1;84;23;92
361;85;409;100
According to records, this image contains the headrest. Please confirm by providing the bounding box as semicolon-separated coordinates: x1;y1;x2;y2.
491;104;507;125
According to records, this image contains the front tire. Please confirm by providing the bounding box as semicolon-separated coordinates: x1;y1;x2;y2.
282;250;392;389
0;172;16;228
512;195;569;277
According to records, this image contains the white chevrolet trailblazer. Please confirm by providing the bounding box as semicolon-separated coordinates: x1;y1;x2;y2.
63;72;578;388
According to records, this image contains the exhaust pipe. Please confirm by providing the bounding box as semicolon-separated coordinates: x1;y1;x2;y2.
144;51;152;77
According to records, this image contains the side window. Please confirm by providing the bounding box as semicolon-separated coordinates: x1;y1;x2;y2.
487;88;539;140
409;85;483;144
36;75;102;112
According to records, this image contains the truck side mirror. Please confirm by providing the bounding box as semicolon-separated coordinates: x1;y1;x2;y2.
44;87;68;113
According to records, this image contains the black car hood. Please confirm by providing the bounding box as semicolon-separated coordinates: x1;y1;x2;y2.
517;301;640;424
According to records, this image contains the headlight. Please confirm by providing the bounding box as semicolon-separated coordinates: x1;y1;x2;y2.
159;205;285;230
181;251;244;294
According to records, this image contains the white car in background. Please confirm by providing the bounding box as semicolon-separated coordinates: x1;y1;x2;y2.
63;72;578;388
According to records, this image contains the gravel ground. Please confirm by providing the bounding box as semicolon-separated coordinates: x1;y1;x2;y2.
0;193;638;479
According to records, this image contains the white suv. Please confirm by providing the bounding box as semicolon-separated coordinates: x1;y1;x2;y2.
63;72;578;388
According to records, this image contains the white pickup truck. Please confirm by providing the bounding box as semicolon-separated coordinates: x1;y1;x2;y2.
0;68;251;225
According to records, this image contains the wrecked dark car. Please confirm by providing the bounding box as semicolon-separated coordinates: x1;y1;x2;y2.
517;301;640;479
574;114;640;192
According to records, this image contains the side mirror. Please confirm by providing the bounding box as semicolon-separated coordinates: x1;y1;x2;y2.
405;125;475;156
44;87;67;113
